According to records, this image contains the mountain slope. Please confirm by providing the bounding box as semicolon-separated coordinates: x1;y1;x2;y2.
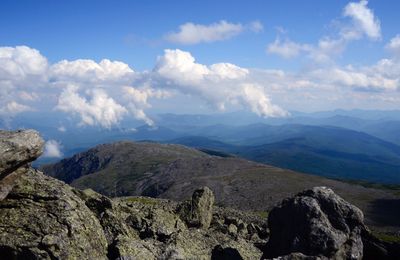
41;141;400;232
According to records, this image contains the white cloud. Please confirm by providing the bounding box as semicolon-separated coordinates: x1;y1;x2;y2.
3;42;400;127
43;140;63;158
50;59;134;84
0;46;48;117
249;21;264;33
154;49;287;117
56;85;128;128
266;38;311;59
268;1;381;62
241;84;289;117
57;126;66;132
0;46;48;79
343;0;381;40
386;35;400;57
310;67;398;91
0;101;32;116
122;86;170;125
165;20;244;44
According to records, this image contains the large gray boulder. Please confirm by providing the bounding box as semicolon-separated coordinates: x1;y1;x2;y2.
0;129;44;200
0;129;44;175
263;186;365;260
0;169;108;259
178;186;215;229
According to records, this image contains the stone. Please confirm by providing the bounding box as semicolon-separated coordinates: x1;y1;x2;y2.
0;169;108;259
0;129;44;175
178;186;215;229
263;186;365;260
0;129;44;200
228;223;238;236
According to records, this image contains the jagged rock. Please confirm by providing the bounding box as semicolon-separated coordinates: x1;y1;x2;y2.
0;169;108;259
177;186;215;229
0;129;44;200
263;186;365;260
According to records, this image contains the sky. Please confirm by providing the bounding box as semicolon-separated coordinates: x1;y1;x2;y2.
1;0;400;129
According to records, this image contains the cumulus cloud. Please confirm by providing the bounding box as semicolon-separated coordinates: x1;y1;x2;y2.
266;38;311;59
249;21;264;33
0;46;47;116
343;0;381;40
122;86;170;125
165;20;262;45
0;46;48;79
268;1;381;62
4;41;400;127
386;35;400;57
166;20;243;44
154;49;287;117
56;85;128;128
0;101;32;116
43;140;63;158
50;59;134;84
310;67;398;91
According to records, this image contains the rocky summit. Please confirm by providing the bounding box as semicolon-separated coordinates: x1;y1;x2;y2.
0;130;399;260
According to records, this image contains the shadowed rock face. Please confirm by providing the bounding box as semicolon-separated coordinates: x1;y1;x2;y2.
263;186;365;260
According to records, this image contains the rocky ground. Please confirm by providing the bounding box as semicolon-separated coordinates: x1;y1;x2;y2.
1;130;400;259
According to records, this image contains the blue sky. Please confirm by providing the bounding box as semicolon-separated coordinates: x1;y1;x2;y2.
1;0;400;128
2;0;398;69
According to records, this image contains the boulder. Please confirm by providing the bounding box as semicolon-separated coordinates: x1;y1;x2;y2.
0;129;44;200
0;129;43;175
263;186;365;260
0;169;108;259
178;186;215;229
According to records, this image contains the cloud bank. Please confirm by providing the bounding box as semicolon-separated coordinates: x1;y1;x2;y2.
0;46;287;128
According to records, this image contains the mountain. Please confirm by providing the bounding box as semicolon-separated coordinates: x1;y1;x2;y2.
41;140;400;232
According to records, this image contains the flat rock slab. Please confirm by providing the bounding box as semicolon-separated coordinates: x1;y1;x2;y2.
0;129;44;176
0;129;44;200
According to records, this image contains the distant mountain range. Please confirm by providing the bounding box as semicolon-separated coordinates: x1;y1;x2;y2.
168;124;400;183
4;109;400;184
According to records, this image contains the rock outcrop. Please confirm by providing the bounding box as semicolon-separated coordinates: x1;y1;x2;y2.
0;129;44;200
263;186;365;259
